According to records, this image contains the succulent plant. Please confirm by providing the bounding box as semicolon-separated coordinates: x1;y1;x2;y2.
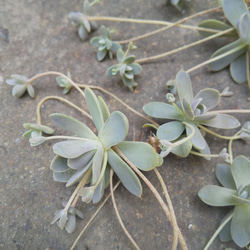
68;0;99;41
56;72;72;95
199;0;250;87
143;71;240;158
106;42;142;91
239;121;250;144
198;155;250;247
5;74;35;98
166;0;184;12
90;25;121;61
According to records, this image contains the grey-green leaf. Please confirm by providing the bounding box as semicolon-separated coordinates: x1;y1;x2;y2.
50;155;69;172
12;84;27;98
53;140;98;158
68;150;95;169
50;113;97;139
230;53;247;84
116;141;163;171
53;168;76;183
98;111;128;149
198;185;237;206
85;87;104;132
215;163;236;189
108;149;142;197
157;121;185;141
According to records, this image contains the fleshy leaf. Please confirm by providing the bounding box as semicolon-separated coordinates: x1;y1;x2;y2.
98;111;128;149
176;71;194;105
53;140;98;158
78;25;88;41
85;87;104;132
219;211;233;242
130;63;142;75
198;19;236;37
97;50;107;61
92;176;105;203
198;185;237;206
106;64;120;76
231;205;250;247
231;155;250;189
116;141;163;171
143;102;183;120
208;39;247;71
157;121;185;141
194;88;220;111
238;12;250;43
98;96;110;122
107;149;142;197
50;113;97;139
53;168;76;183
117;49;124;63
123;55;136;65
199;114;240;129
230;53;247;84
182;98;194;121
215;163;236;189
65;214;76;234
171;137;192;158
186;123;206;150
223;0;249;28
12;84;27;98
91;144;105;185
50;155;69;172
68;150;95;170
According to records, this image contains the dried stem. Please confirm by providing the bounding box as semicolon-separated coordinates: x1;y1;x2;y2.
110;169;140;250
113;146;188;250
70;181;121;250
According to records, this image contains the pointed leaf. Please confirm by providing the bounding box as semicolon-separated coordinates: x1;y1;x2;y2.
12;84;27;97
231;205;250;247
194;88;220;111
143;102;183;120
97;49;107;61
176;71;194;105
223;0;249;28
122;75;134;87
92;176;105;203
90;36;101;47
50;155;69;172
123;55;135;65
85;87;104;132
198;185;237;206
83;18;91;32
182;98;194;120
108;149;142;197
157;121;185;141
186;123;206;150
98;96;110;122
100;25;108;38
198;19;236;37
78;187;94;203
78;25;88;41
216;163;236;189
117;49;124;63
199;114;240;129
27;84;35;98
11;74;28;83
116;141;163;171
230;53;247;84
106;64;120;76
231;155;250;190
83;0;90;14
208;39;247;71
91;144;104;185
53;140;98;158
98;111;128;149
110;42;121;52
50;113;97;139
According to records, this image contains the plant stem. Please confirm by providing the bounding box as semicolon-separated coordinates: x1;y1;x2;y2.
45;135;95;141
76;83;160;127
116;7;221;44
154;168;178;250
113;146;188;250
203;211;233;250
70;181;121;250
207;109;250;114
186;43;248;73
190;151;220;158
63;168;92;213
197;124;241;140
246;50;250;91
228;131;242;164
36;95;91;125
27;71;86;100
135;28;234;64
110;169;140;250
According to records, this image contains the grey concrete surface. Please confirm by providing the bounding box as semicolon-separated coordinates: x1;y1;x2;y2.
0;0;249;249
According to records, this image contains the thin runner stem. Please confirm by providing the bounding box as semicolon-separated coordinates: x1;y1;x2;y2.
110;169;140;250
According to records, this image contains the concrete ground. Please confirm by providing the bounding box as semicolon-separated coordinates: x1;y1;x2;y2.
0;0;249;249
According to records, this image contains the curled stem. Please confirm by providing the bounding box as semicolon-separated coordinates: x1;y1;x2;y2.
110;169;140;250
113;145;188;250
116;6;221;44
70;181;121;250
135;28;234;64
36;95;91;125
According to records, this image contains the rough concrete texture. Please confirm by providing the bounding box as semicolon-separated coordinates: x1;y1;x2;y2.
0;0;249;249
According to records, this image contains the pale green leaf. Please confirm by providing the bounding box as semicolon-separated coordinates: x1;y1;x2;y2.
91;144;105;185
198;185;237;206
108;149;142;197
68;150;95;169
186;123;206;150
12;84;27;98
98;96;110;122
157;121;185;141
53;168;76;183
216;163;236;189
98;111;128;149
50;155;69;172
219;211;233;242
116;141;163;171
171;137;192;158
65;214;76;233
85;87;104;132
50;113;97;139
230;53;247;84
92;176;105;203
